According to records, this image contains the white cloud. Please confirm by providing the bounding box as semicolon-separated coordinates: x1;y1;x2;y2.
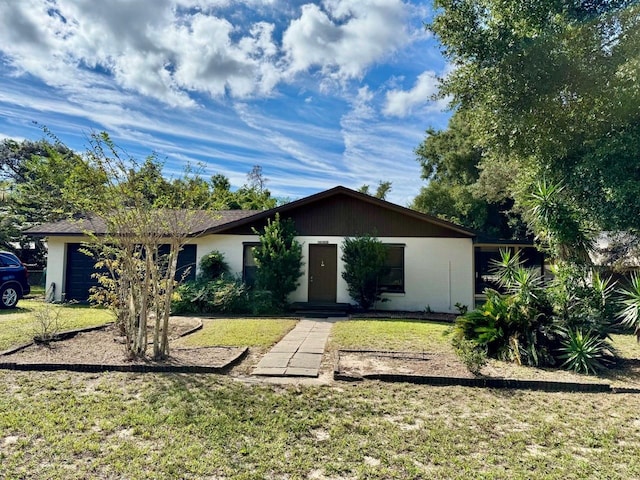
282;0;409;80
0;0;415;107
383;70;444;117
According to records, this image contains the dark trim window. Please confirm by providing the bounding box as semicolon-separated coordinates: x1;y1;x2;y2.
474;246;544;295
379;244;405;293
243;243;260;287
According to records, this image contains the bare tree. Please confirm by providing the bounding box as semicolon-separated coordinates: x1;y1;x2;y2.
83;133;204;359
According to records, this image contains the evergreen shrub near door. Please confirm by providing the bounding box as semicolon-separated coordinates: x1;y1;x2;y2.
341;235;388;311
252;213;303;311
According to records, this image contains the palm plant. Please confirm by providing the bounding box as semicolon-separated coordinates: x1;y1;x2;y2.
558;328;614;375
617;273;640;340
523;178;595;264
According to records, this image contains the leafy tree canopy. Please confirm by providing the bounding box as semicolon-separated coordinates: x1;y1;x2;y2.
412;112;526;239
358;181;392;200
0;136;277;255
428;0;640;235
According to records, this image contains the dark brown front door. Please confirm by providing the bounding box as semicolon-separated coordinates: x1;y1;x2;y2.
308;244;337;303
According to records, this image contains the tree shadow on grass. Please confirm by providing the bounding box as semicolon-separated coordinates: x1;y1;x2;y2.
0;305;34;316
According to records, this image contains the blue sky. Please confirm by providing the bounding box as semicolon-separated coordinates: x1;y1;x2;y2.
0;0;452;206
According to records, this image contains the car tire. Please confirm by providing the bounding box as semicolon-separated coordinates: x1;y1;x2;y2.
0;285;19;309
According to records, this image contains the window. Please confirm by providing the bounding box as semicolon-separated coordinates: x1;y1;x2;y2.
379;244;404;293
243;243;259;287
474;246;544;295
0;253;20;267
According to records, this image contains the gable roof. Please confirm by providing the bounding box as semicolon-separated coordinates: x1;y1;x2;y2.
25;186;475;239
204;186;475;238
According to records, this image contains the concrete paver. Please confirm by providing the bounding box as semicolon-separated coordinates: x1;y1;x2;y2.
252;317;339;378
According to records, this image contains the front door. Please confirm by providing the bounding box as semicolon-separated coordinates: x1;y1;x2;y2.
308;244;337;303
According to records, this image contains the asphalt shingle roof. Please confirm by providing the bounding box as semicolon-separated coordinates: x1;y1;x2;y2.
25;210;259;236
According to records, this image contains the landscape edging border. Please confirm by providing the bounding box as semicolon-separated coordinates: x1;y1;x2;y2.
0;323;115;356
0;346;249;374
333;349;633;394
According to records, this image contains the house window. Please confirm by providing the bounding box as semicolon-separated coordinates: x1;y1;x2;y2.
474;246;544;295
243;243;259;287
379;244;405;293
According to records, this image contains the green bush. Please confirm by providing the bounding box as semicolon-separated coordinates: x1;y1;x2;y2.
172;277;247;314
198;250;230;281
453;249;617;374
341;235;388;310
617;273;640;340
558;328;614;375
248;289;275;315
451;335;487;376
252;213;303;310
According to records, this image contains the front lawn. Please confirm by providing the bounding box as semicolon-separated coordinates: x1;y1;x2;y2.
0;300;113;351
1;370;639;479
330;318;453;353
175;318;298;350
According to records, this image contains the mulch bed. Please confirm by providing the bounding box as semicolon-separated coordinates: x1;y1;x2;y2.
0;317;247;373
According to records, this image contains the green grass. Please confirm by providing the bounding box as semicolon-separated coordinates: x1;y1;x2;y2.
330;319;453;353
1;371;639;479
176;318;298;349
26;285;45;298
0;300;113;351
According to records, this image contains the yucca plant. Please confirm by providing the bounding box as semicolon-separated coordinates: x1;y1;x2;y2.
558;328;613;375
617;273;640;341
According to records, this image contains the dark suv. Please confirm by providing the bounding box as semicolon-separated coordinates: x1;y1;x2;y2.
0;251;30;309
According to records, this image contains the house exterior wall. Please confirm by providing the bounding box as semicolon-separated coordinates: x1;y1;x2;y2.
46;234;474;313
292;236;473;312
194;234;474;313
193;234;260;279
44;235;77;302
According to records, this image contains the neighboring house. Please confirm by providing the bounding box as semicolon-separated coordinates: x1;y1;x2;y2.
27;186;477;313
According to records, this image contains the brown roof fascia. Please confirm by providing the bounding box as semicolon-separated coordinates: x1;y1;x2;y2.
205;185;476;238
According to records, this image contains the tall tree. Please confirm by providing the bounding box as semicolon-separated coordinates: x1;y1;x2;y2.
0;138;106;259
358;181;393;200
83;132;204;360
412;112;524;238
429;0;640;236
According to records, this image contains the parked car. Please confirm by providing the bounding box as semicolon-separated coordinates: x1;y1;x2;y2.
0;251;30;308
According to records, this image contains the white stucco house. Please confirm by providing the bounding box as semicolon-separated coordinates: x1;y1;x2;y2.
27;186;478;313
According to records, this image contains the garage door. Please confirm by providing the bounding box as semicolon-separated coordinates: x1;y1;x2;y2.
64;243;197;303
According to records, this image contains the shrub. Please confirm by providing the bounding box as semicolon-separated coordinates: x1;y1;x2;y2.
617;272;640;340
252;213;303;310
172;277;247;314
455;249;618;374
558;328;614;375
451;335;487;376
248;289;274;315
341;235;388;310
32;303;67;344
198;251;230;281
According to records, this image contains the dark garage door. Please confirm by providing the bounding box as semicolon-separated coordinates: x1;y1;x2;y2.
64;243;197;303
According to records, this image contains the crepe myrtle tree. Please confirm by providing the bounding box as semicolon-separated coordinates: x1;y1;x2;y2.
81;132;204;360
341;235;389;311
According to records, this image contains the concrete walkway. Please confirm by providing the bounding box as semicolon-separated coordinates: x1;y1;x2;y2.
252;318;336;377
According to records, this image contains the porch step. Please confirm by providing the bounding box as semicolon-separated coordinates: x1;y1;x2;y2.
290;302;351;318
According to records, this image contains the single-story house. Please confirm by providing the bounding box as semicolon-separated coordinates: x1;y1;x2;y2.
27;186;540;313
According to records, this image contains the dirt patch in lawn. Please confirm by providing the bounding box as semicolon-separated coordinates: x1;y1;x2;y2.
1;317;245;369
336;350;640;389
337;350;475;378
